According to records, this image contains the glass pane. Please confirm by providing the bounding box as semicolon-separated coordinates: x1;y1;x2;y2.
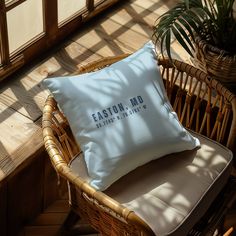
58;0;86;24
7;0;43;54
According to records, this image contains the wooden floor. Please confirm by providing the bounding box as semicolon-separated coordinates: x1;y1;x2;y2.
0;0;236;235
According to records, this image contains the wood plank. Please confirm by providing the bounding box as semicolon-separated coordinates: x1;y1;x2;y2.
107;0;176;34
55;40;102;70
72;14;149;56
44;200;69;213
105;0;179;35
70;0;185;58
0;101;39;159
132;0;179;11
0;56;63;121
106;3;158;38
26;56;66;79
23;225;61;236
72;24;130;57
0;80;47;122
31;212;68;226
69;2;151;54
53;43;99;73
0;127;43;182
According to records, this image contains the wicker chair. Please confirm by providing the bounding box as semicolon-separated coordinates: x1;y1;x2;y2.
42;55;236;235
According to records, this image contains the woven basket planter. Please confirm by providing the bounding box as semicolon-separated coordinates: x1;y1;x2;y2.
194;37;236;84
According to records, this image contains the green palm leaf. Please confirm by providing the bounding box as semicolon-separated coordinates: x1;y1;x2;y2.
165;29;172;60
174;22;195;51
152;0;236;59
172;26;194;57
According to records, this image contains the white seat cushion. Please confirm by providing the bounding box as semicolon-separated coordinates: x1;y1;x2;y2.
70;131;233;235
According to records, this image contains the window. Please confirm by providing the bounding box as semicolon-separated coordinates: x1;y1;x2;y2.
0;0;120;81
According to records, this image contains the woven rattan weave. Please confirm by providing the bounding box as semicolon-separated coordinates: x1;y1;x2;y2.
42;55;236;235
194;37;236;84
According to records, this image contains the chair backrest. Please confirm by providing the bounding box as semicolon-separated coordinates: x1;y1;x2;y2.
159;58;236;152
43;55;236;166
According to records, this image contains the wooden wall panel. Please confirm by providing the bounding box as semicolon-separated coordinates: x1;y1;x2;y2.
43;152;68;210
0;105;40;164
7;155;44;236
0;182;7;236
1;149;67;236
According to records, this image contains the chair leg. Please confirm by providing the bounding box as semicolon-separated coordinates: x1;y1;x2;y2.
224;227;234;236
63;209;81;230
60;209;98;235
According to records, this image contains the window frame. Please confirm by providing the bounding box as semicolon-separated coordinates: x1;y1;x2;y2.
0;0;119;81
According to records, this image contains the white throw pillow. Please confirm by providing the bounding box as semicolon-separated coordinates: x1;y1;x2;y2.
43;41;200;191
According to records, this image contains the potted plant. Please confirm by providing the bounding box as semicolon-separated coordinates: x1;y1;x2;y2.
153;0;236;84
